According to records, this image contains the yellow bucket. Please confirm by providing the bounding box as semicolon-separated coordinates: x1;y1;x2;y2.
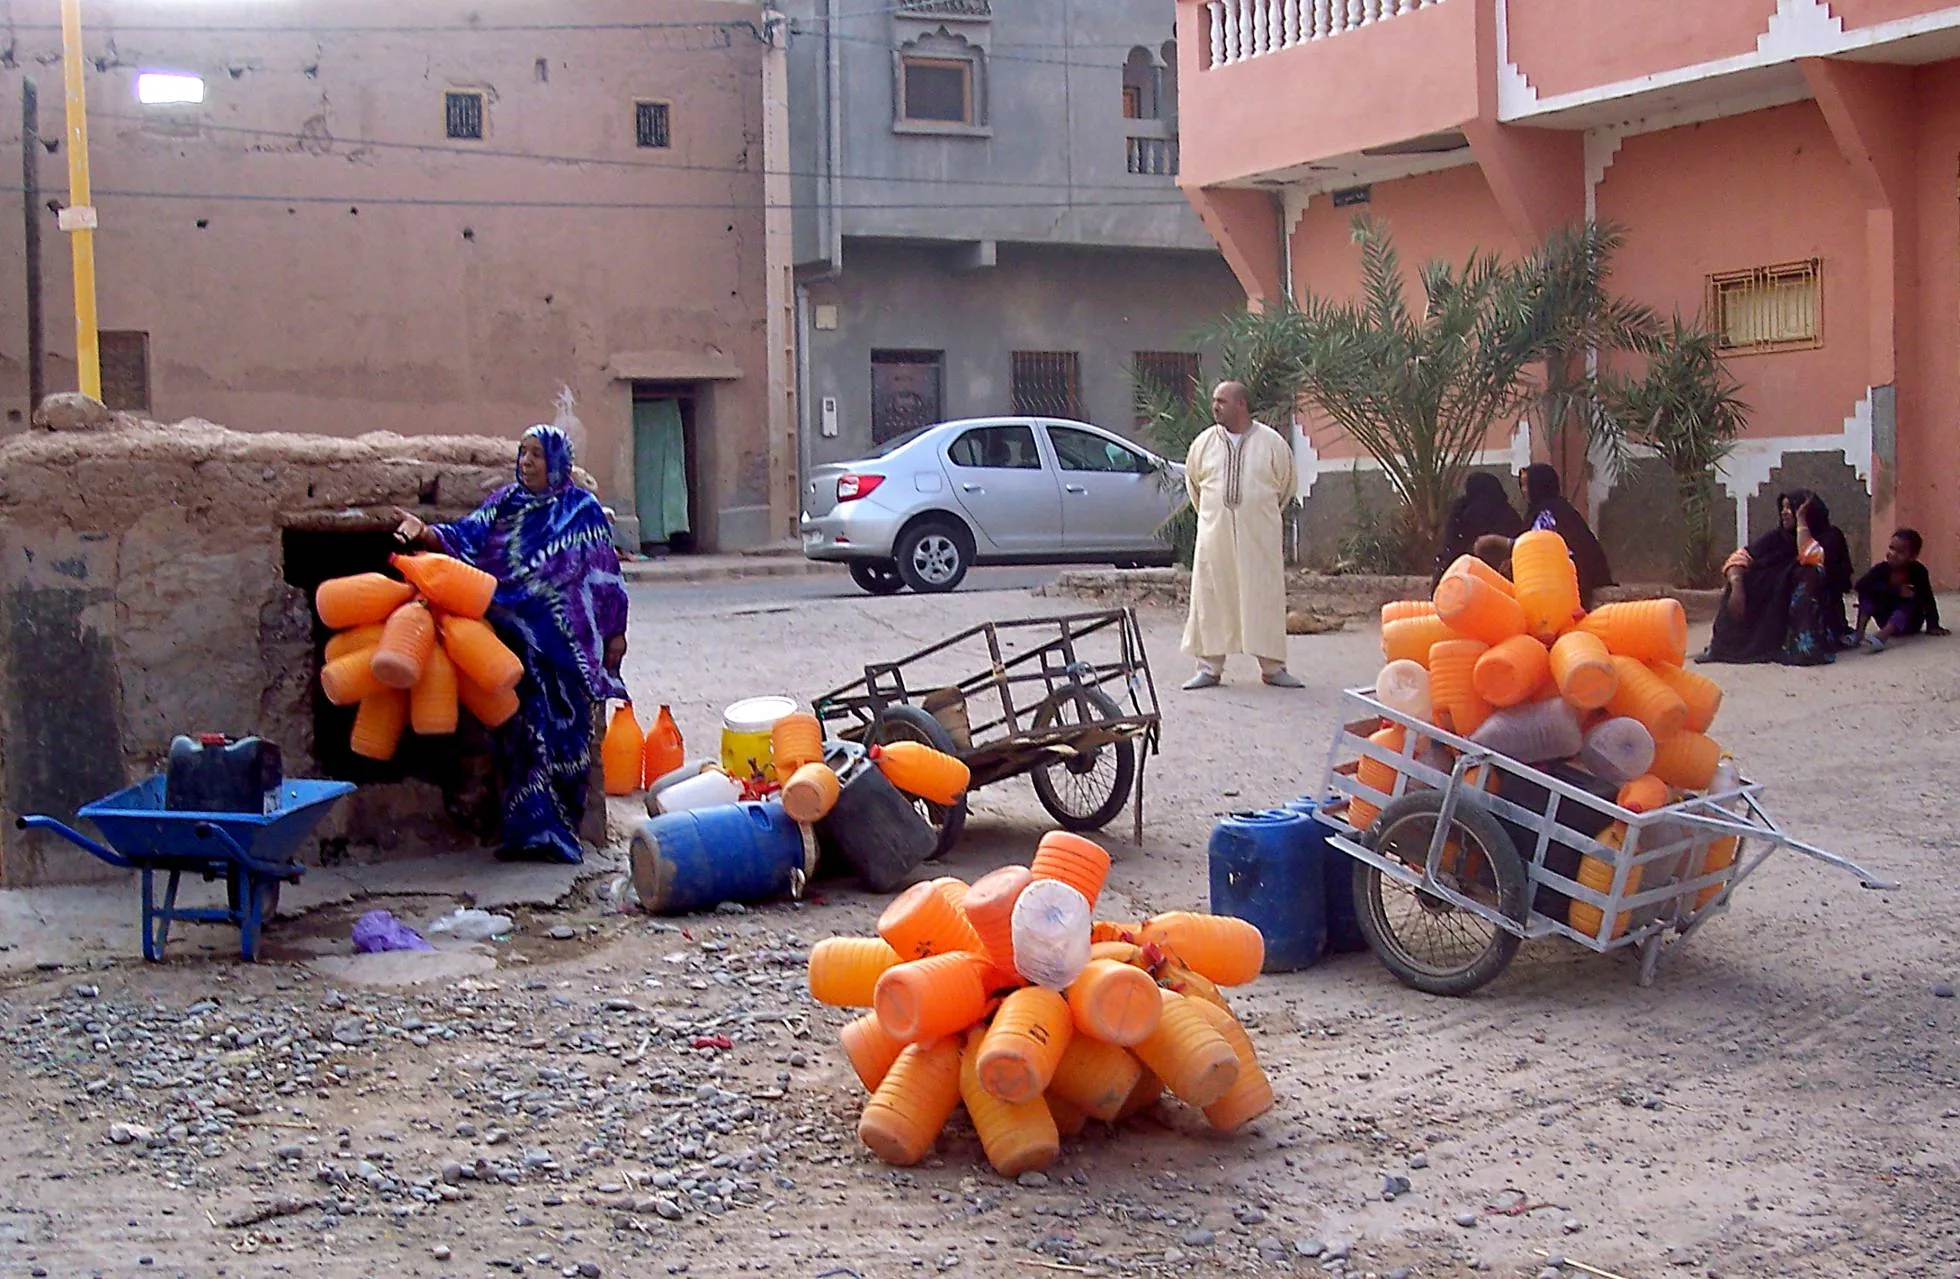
721;695;799;783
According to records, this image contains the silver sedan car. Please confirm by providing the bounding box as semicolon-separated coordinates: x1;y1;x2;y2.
801;417;1188;594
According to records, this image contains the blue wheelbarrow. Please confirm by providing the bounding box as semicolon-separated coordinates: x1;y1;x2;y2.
17;776;355;962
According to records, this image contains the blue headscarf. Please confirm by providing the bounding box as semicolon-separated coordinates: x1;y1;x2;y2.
523;423;576;493
432;424;629;702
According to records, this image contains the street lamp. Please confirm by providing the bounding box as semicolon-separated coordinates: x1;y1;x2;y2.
58;0;100;401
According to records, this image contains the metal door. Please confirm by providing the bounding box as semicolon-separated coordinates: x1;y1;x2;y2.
871;351;942;445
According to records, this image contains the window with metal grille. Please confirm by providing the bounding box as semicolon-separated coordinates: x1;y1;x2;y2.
1126;137;1178;176
636;101;671;149
1010;351;1082;419
900;57;972;125
445;91;484;140
1710;259;1820;353
99;330;151;413
1133;351;1201;422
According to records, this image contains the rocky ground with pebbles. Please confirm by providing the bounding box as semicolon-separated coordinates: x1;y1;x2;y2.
3;586;1957;1278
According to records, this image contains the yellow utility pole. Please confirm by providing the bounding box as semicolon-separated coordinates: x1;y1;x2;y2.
58;0;100;400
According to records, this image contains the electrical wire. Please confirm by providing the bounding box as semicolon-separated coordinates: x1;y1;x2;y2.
1;17;765;36
6;180;1192;213
80;109;1183;195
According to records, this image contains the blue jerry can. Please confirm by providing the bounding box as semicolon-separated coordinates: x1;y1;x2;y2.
1207;808;1328;972
1287;796;1370;954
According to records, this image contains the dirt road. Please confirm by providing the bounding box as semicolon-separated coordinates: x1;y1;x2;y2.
2;587;1955;1279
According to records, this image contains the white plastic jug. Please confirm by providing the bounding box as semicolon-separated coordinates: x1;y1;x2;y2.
1578;716;1656;784
1009;878;1092;990
655;767;743;815
1375;659;1433;722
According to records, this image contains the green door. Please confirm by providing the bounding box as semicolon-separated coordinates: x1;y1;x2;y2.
633;398;691;547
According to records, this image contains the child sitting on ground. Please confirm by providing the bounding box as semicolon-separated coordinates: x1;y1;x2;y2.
1854;527;1948;651
1472;534;1515;579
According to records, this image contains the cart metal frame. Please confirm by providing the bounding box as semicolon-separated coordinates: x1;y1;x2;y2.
812;608;1162;847
1317;686;1893;989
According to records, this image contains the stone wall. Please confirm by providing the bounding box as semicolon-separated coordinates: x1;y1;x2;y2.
1042;567;1724;623
0;413;523;887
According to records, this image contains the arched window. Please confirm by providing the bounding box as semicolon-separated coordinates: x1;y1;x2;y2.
1121;46;1158;120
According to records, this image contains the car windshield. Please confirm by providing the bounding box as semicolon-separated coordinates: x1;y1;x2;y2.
866;426;934;459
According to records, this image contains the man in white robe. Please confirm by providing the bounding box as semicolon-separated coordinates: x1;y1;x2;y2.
1181;381;1301;690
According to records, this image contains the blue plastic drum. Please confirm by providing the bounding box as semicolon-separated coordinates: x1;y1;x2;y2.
630;801;805;915
1208;808;1328;972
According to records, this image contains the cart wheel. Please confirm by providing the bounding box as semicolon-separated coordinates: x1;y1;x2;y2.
869;704;968;859
1030;685;1136;833
1354;792;1527;996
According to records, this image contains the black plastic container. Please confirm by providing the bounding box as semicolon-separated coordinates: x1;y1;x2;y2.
1493;760;1617;925
166;735;284;815
816;753;937;893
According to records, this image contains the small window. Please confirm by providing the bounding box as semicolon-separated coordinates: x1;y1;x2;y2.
445;91;485;141
137;73;204;106
636;101;671;149
1011;351;1082;419
1122;85;1144;119
948;425;1042;470
99;330;151;413
901;56;973;125
1133;351;1201;422
1051;426;1151;475
1710;259;1820;353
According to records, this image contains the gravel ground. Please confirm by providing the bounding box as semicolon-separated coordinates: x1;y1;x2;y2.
2;586;1956;1279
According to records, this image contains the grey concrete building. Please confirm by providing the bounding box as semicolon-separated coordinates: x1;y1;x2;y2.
783;0;1244;468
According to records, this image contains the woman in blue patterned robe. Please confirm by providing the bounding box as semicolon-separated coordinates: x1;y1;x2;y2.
398;425;630;863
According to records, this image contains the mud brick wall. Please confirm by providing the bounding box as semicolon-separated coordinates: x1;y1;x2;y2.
0;415;520;887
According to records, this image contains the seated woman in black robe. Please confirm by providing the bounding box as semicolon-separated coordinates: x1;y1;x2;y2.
1699;490;1843;666
1432;472;1525;588
1520;464;1615;610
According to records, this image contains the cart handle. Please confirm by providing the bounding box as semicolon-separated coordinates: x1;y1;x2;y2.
191;822;305;879
1660;808;1899;891
15;815;138;869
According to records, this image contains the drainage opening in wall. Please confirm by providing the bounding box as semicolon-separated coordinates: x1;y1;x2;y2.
280;528;500;845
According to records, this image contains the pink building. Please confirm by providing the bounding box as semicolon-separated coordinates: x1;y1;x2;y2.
1175;0;1960;583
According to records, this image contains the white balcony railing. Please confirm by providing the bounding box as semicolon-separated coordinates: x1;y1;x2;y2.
1204;0;1445;68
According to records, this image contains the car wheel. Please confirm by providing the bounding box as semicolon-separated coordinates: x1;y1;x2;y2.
849;561;906;596
895;520;970;594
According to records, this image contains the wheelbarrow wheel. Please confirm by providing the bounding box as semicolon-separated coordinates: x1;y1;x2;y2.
1030;684;1135;833
869;704;968;860
1355;792;1527;996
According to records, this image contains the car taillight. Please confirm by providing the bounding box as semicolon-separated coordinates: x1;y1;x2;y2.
837;474;884;502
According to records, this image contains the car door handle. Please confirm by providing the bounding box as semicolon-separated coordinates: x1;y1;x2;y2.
1064;484;1088;494
961;483;983;493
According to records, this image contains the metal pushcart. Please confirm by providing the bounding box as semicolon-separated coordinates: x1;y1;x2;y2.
1316;686;1894;994
18;776;355;962
813;608;1162;856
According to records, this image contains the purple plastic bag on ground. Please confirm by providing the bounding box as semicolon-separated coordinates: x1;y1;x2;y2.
352;909;433;953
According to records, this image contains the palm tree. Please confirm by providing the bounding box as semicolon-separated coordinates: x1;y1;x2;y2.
1512;222;1658;499
1291;217;1556;561
1598;314;1750;587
